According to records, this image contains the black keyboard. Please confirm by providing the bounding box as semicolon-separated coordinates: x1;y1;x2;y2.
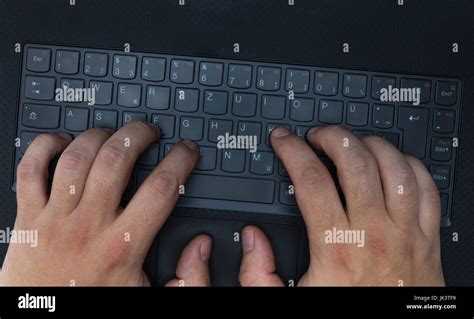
13;44;462;227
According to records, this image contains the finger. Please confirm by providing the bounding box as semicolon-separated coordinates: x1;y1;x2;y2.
114;140;199;257
361;136;419;229
239;226;284;287
270;127;347;234
77;121;160;217
16;133;72;213
165;235;212;287
47;128;112;215
306;126;386;224
405;155;441;239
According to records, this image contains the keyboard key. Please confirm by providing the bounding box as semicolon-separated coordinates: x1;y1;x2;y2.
138;143;160;166
84;52;108;77
377;132;399;149
113;55;137;79
142;57;166;82
257;66;281;91
151;114;175;138
199;62;223;86
433;109;455;133
196;147;217;171
237;122;262;144
65;107;89;131
19;131;41;154
397;107;429;158
60;78;84;101
430;165;450;189
26;48;51;72
228;64;252;89
174;88;199;112
431;137;452;161
372;76;396;100
295;125;312;138
266;124;291;146
117;83;141;107
285;69;309;93
400;78;431;104
203;90;228;115
314;71;338;96
343;73;367;98
221;150;246;173
232;93;257;117
278;160;289;177
94;109;117;130
55;50;80;74
122;112;146;126
346;102;369;126
319;99;343;124
170;59;194;84
179;117;204;141
290;98;314;122
146;86;170;110
24;76;56;100
250;151;274;175
435;81;457;106
279;181;296;206
184;174;275;204
372;104;394;128
22;104;60;129
209;119;233;142
261;95;286;120
89;81;113;105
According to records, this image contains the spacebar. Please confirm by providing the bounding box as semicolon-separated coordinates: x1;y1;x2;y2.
184;174;275;204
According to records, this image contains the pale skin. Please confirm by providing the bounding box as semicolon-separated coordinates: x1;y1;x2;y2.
0;122;444;286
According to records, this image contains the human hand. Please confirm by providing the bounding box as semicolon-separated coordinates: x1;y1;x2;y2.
0;122;211;286
239;126;444;286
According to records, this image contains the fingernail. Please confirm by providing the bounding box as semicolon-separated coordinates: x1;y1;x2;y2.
145;121;160;132
242;228;254;253
272;127;290;138
181;139;198;151
200;240;212;262
307;126;323;137
103;128;115;134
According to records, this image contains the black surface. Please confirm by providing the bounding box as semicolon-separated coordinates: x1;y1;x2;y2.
0;0;473;286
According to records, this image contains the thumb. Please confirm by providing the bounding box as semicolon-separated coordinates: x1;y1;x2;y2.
239;226;284;287
166;234;212;287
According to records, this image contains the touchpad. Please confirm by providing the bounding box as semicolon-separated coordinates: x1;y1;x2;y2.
156;216;300;286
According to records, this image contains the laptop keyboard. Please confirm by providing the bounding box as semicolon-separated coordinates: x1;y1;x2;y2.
14;44;462;227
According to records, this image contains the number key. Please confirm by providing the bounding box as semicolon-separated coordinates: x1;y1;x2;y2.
257;66;281;91
286;69;309;93
228;64;252;89
199;62;223;86
170;59;195;84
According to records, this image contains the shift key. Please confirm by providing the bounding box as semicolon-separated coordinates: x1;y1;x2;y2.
398;107;429;158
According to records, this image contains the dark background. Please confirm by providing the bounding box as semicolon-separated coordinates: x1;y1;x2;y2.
0;0;473;285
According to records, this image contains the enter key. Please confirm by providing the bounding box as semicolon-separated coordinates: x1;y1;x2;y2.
398;106;429;159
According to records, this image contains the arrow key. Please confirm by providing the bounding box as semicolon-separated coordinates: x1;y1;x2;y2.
433;109;455;134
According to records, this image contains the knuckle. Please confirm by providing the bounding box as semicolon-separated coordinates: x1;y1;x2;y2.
102;236;130;269
17;157;42;180
345;147;376;176
59;148;91;171
97;141;129;168
298;165;333;188
148;171;180;198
